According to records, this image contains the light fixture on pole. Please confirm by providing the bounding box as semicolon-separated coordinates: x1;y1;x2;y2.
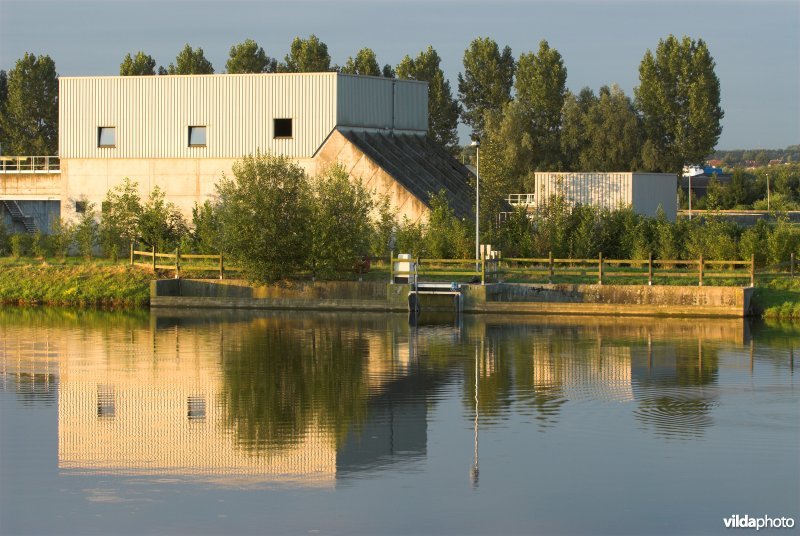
471;138;480;264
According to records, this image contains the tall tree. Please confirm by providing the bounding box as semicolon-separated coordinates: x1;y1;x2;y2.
341;48;381;76
635;35;723;173
458;37;515;138
281;35;332;72
167;44;214;74
0;53;58;155
562;85;644;171
514;40;567;169
0;70;7;152
226;39;277;74
396;46;460;151
119;52;156;75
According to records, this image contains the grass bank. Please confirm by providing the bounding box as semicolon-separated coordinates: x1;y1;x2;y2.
751;277;800;320
0;259;151;307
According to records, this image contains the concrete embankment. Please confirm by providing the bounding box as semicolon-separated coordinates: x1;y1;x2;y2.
152;279;754;318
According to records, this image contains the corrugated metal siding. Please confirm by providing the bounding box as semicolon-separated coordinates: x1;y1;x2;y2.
59;73;338;159
393;81;427;132
535;172;633;209
336;74;427;132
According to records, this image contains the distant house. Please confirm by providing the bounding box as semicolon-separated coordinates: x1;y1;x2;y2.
768;159;783;166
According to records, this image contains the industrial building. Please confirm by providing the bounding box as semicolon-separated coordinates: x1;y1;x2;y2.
533;172;678;221
2;72;474;232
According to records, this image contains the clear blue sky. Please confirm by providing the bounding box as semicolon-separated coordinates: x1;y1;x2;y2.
1;0;797;150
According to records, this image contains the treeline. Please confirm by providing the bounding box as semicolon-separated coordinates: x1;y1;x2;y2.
2;34;722;175
710;146;799;167
690;164;800;211
5;154;797;279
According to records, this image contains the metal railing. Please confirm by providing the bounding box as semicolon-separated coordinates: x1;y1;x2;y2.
390;256;491;285
507;193;536;206
0;156;60;173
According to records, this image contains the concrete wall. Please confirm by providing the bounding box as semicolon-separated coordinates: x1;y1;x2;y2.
0;172;61;200
313;129;431;224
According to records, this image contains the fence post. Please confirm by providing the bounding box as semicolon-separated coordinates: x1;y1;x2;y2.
750;254;755;287
791;253;795;278
129;243;133;266
598;252;603;285
648;253;653;286
698;255;704;287
152;245;156;271
219;253;224;280
481;256;486;286
548;251;554;283
175;247;180;280
389;250;394;284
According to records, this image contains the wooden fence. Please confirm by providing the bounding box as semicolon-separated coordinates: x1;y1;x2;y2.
391;252;799;287
130;245;239;279
133;244;795;287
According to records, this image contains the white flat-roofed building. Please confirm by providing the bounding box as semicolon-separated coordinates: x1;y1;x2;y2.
533;171;678;221
53;72;473;225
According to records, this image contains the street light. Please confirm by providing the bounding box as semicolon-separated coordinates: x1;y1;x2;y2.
471;138;480;264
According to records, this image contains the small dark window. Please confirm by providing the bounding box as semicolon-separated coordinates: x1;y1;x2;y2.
273;118;293;138
75;201;87;214
187;396;206;421
98;127;116;147
188;126;206;147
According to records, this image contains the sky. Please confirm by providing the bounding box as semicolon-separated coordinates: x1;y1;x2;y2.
0;0;797;150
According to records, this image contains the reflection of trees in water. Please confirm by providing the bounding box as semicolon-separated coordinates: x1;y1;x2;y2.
220;321;370;454
461;326;571;427
632;344;719;439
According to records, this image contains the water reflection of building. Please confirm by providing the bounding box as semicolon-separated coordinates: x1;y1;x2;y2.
1;312;441;487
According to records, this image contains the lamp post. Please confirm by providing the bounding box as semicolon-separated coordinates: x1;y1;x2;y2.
471;139;480;264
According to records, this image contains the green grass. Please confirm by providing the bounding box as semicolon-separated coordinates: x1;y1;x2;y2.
752;277;800;320
0;257;152;307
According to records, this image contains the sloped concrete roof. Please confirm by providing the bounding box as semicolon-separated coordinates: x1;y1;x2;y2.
338;129;474;220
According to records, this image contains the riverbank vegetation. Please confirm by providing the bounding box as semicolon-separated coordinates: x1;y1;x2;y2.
0;259;151;307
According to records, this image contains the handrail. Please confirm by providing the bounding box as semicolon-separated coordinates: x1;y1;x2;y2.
0;156;60;173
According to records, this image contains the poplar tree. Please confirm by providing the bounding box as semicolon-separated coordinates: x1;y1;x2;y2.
0;53;58;155
167;44;214;74
226;39;277;74
514;40;567;169
119;52;156;75
635;35;723;173
458;37;515;138
281;35;332;72
396;46;460;151
341;48;381;76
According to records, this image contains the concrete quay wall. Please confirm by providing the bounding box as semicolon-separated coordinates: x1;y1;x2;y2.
152;280;754;318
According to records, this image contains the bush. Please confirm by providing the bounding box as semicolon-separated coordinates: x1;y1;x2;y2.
74;202;98;260
310;164;374;278
216;153;313;282
138;186;188;252
9;233;31;258
31;230;48;259
191;200;222;254
100;177;142;259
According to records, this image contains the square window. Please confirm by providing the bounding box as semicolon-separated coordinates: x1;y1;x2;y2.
75;200;87;214
97;385;115;419
98;127;116;147
188;126;206;147
273;118;293;138
187;396;206;421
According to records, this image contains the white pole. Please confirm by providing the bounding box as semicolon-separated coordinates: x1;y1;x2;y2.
475;144;480;261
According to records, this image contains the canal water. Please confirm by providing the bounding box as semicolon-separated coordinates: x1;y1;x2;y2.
1;308;797;535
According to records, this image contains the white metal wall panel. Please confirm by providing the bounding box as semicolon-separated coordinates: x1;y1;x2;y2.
59;73;339;159
336;75;427;132
336;75;393;129
534;172;633;210
393;81;428;132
